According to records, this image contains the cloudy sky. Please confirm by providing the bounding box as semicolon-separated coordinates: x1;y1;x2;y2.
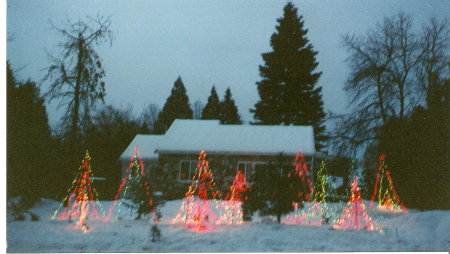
7;0;450;130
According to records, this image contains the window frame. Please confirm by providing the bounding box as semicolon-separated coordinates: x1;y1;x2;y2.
236;159;312;179
178;160;197;182
236;161;267;181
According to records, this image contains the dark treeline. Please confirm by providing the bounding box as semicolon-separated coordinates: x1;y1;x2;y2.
7;60;143;203
6;16;243;205
7;13;244;205
7;62;54;209
7;64;244;204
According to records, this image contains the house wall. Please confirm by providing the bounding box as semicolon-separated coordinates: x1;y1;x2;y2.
156;153;315;195
118;153;317;200
120;158;158;180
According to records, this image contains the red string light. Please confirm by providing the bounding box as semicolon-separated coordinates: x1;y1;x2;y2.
369;154;407;214
332;176;378;232
104;147;154;222
171;151;219;232
217;170;249;225
52;151;104;232
284;153;323;226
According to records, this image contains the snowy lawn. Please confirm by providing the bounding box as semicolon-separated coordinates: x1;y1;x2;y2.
7;199;450;252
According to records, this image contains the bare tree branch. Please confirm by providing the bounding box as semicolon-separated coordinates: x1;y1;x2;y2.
42;15;113;142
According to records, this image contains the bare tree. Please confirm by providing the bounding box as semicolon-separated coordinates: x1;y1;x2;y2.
192;100;204;120
330;17;397;154
330;13;436;155
386;14;421;119
416;17;450;107
43;15;113;143
140;103;161;132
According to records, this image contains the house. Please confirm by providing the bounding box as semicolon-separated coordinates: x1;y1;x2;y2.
119;119;320;192
119;134;164;178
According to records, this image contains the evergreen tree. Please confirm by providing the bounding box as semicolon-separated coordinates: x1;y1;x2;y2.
242;167;267;221
243;155;293;223
153;76;193;134
262;168;292;223
251;2;327;151
220;88;242;124
201;86;221;120
7;61;53;208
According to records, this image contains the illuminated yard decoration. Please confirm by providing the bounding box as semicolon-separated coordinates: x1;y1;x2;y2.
284;153;323;226
52;151;104;232
171;151;220;232
370;154;407;214
332;176;376;232
104;147;154;222
313;160;340;223
217;170;249;225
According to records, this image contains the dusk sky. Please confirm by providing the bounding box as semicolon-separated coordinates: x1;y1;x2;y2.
7;0;450;131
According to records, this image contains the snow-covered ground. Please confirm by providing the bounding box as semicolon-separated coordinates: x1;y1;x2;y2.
7;199;450;252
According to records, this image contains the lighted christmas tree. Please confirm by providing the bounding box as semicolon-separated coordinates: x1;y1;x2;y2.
52;151;104;232
313;160;340;223
284;153;323;226
332;176;377;231
171;151;220;232
217;170;249;225
104;147;156;221
370;154;407;214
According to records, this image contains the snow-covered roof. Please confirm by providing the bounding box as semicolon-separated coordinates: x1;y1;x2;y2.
119;134;164;160
156;119;316;156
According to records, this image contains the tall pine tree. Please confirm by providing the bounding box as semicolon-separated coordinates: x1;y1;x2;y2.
7;61;53;207
153;76;193;134
251;3;327;151
201;86;221;120
220;88;242;124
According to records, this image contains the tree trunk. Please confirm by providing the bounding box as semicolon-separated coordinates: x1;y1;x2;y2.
376;71;388;124
71;33;84;145
399;84;405;119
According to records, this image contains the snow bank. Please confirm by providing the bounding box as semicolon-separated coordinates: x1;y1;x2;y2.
6;199;450;252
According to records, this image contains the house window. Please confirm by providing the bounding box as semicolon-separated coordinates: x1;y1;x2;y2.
179;160;197;181
237;161;266;181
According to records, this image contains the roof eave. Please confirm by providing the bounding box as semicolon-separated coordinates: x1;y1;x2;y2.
155;149;316;157
119;156;158;161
